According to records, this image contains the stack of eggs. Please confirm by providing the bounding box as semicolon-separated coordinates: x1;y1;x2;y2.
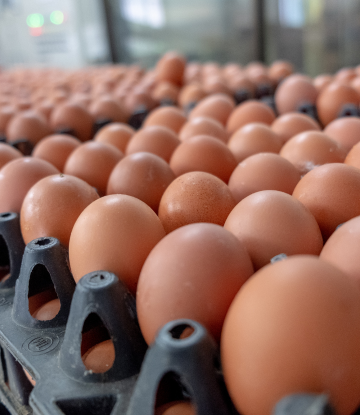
3;52;360;415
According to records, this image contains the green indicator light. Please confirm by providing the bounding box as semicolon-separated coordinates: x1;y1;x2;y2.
26;13;44;28
50;11;64;25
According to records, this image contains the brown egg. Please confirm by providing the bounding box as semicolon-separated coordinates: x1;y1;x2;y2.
50;102;94;142
316;83;360;126
228;153;301;203
221;255;360;415
155;402;195;415
293;163;360;239
0;105;15;134
69;194;166;293
158;171;236;233
82;339;115;373
94;122;135;153
107;152;175;213
32;298;61;321
344;141;360;169
320;216;360;291
227;74;256;97
335;67;356;84
143;106;186;134
224;190;323;270
136;223;254;344
32;134;81;172
202;76;232;96
156;52;186;86
350;77;360;95
280;131;346;176
188;93;235;126
274;74;318;114
179;116;228;143
6;110;51;146
271;112;321;145
64;141;123;196
0;143;22;169
227;122;282;163
126;125;180;163
324;117;360;153
124;88;157;114
20;174;99;247
89;96;128;123
268;60;294;84
35;99;55;121
178;83;207;108
152;81;180;103
170;135;237;183
313;74;333;92
0;157;59;213
226;100;276;135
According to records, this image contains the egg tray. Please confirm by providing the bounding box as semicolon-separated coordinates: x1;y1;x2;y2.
0;212;350;415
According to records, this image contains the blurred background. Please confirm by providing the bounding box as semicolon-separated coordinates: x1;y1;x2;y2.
1;0;360;75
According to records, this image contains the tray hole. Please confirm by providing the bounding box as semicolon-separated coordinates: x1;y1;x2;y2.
154;371;193;410
0;235;10;282
81;313;115;373
0;213;11;218
28;264;60;321
56;395;116;415
34;238;51;246
169;324;195;340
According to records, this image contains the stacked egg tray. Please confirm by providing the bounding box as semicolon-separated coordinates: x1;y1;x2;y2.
0;210;351;415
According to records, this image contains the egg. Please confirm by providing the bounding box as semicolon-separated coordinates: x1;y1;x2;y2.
32;134;81;172
20;174;99;247
279;131;346;176
228;153;301;203
268;60;294;84
0;142;22;169
169;135;237;183
292;163;360;239
136;223;254;344
0;105;15;134
324;117;360;153
82;339;115;373
313;74;333;92
155;402;195;415
93;122;135;153
0;157;59;213
344;141;360;168
155;52;186;86
124;87;156;115
221;255;360;415
143;106;186;134
227;122;282;163
89;96;128;123
316;83;359;126
178;83;207;108
32;298;61;321
226;100;276;135
224;190;323;270
107;152;175;213
188;93;235;126
271;112;321;145
69;194;165;293
274;74;318;115
126;125;180;163
179;116;228;143
158;171;236;233
64;141;123;196
151;81;180;104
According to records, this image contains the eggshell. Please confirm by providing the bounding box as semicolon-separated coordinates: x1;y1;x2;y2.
316;83;359;126
227;74;256;97
279;131;346;176
221;255;360;415
344;142;360;169
50;102;94;142
156;52;186;86
313;74;333;92
227;122;282;163
69;194;166;293
158;171;236;233
32;134;81;172
124;88;156;114
93;122;135;153
224;190;323;270
82;339;115;373
32;299;61;321
226;100;276;135
126;125;180;163
152;82;180;103
179;116;228;143
271;112;321;145
202;76;232;97
0;143;22;169
268;60;294;83
21;174;99;247
89;96;128;123
170;135;237;183
178;83;206;108
64;141;123;196
274;74;318;114
107;152;175;213
155;402;195;415
6;110;52;146
188;94;235;126
292;163;360;239
324;117;360;153
143;106;186;134
0;105;15;134
0;157;59;213
136;223;254;344
228;153;301;203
